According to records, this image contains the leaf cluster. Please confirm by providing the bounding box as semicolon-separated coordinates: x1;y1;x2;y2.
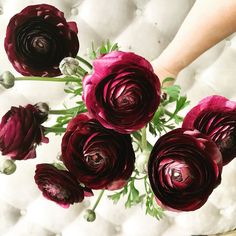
149;77;190;136
89;40;119;60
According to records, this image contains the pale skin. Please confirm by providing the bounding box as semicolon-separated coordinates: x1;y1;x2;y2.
152;0;236;85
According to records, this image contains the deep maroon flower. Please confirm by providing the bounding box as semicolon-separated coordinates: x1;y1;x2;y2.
182;95;236;165
61;113;135;190
4;4;79;77
35;164;92;208
83;51;160;134
148;128;222;212
0;104;48;160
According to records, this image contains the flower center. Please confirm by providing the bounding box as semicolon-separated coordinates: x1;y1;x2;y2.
86;153;104;166
160;159;194;190
44;183;69;200
32;36;50;54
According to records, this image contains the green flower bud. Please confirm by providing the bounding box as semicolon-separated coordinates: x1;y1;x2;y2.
34;102;49;123
59;57;80;76
0;71;15;89
84;209;96;222
1;159;16;175
135;150;150;174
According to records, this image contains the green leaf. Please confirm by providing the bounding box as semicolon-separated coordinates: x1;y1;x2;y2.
108;192;121;204
176;96;190;111
111;43;119;52
161;77;175;87
99;43;107;55
163;85;181;100
153;106;164;126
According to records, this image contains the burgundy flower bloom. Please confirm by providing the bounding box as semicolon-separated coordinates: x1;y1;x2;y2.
4;4;79;77
61;113;135;190
0;104;48;160
35;164;92;208
83;51;160;134
148;128;222;212
182;95;236;165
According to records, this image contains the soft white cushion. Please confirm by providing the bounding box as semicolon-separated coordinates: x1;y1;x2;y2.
0;0;236;235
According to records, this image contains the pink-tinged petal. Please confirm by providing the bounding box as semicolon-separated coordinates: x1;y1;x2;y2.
106;179;127;191
84;51;160;134
68;21;78;33
35;164;85;207
148;128;222;212
183;95;236;165
0;104;48;160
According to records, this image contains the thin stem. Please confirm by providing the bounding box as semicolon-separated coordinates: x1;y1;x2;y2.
76;56;93;70
44;127;66;133
15;76;79;83
141;127;147;151
48;109;74;115
164;109;174;117
132;132;152;151
91;189;105;211
48;107;87;115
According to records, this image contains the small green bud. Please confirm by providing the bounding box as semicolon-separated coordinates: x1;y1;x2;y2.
34;102;49;123
59;57;80;76
135;150;150;174
52;162;67;171
84;209;96;222
1;159;16;175
0;71;15;89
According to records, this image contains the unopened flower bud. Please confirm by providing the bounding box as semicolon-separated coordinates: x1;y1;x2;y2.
0;71;15;89
34;102;49;123
0;159;16;175
135;150;150;174
84;209;96;222
59;57;80;76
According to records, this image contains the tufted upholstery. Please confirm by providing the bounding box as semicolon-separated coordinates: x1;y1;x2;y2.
1;0;236;235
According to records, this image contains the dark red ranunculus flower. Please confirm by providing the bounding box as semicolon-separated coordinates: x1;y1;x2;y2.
82;51;160;134
61;113;135;190
182;95;236;165
0;104;49;160
4;4;79;77
148;128;222;212
35;164;92;208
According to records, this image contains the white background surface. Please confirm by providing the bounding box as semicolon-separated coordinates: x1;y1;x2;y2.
0;0;236;235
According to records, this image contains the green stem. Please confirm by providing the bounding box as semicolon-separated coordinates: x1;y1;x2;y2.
91;189;105;211
76;67;88;77
76;56;93;70
141;127;147;151
44;127;66;133
48;109;74;115
15;76;79;83
132;132;152;151
48;107;87;115
164;108;183;123
164;109;174;117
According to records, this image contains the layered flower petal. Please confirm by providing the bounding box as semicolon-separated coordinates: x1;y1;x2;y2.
183;95;236;165
61;113;135;190
0;104;48;160
35;164;89;207
148;128;222;212
82;51;160;134
4;4;79;77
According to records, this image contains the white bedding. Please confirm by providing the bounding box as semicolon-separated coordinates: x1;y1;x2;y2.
1;0;236;235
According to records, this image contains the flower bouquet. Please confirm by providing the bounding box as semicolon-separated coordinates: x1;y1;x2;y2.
1;4;236;228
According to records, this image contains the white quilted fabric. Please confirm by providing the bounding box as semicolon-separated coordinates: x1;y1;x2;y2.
1;0;236;235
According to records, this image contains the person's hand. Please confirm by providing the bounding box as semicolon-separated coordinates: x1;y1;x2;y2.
151;59;176;87
152;0;236;88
